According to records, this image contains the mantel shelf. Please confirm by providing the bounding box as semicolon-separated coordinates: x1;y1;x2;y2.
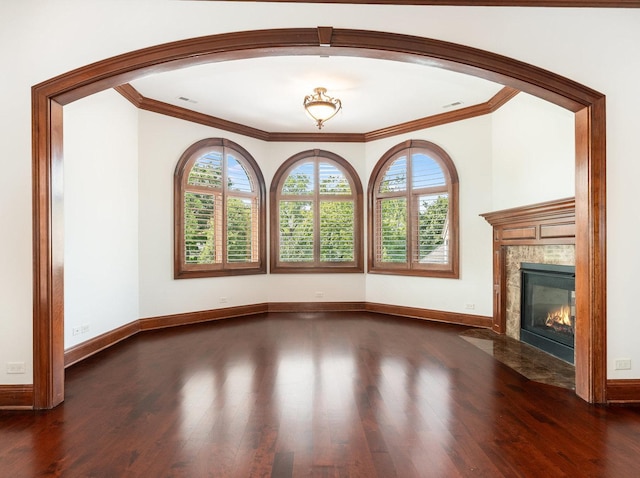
480;197;576;337
481;197;575;245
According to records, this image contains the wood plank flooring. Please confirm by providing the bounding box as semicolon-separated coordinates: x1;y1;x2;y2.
1;312;640;477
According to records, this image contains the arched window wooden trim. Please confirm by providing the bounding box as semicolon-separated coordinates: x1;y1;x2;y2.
174;138;266;278
270;149;364;273
368;139;459;278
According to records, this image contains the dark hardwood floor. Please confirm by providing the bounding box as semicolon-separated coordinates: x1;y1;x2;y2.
2;312;640;477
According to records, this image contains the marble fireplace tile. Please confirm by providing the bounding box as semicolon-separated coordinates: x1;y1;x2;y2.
504;245;575;340
460;328;575;390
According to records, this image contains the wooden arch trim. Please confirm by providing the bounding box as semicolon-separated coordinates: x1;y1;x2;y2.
32;27;606;408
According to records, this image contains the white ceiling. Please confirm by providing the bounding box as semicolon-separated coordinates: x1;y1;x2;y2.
130;55;505;134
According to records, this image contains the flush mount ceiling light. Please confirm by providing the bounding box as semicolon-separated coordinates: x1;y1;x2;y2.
303;87;342;130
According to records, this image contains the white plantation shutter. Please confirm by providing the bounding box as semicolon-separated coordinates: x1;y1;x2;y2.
279;200;314;262
184;192;221;264
320;200;354;262
376;197;407;263
184;151;224;265
188;151;223;188
226;197;258;263
413;193;449;264
379;156;407;193
227;155;254;193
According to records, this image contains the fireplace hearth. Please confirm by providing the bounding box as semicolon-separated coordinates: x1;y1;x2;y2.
520;263;575;364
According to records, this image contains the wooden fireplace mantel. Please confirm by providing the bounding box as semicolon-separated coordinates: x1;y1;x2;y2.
481;197;576;333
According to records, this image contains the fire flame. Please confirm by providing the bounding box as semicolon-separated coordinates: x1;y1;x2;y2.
545;305;573;328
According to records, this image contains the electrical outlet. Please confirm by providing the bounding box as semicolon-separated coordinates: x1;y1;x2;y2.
6;362;26;374
81;324;90;334
219;297;228;304
72;326;81;336
465;303;475;310
315;291;324;298
614;359;632;370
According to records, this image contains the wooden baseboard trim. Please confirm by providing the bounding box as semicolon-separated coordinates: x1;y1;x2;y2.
0;384;34;409
366;302;493;328
606;379;640;404
59;301;490;375
64;321;141;368
268;301;367;313
139;303;269;331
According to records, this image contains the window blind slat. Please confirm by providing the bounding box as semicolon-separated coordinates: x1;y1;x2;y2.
414;194;449;264
188;152;223;188
227;197;257;263
184;192;221;264
319;162;351;195
379;156;407;193
320;201;354;262
282;162;314;194
377;197;407;263
279;200;314;262
227;155;254;193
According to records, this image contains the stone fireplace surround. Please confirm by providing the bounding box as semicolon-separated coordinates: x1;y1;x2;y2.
505;245;575;341
481;197;576;337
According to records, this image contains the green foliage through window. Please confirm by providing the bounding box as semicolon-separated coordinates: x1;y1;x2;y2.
371;140;457;276
273;152;362;271
379;198;407;263
178;139;263;276
417;195;449;263
185;192;218;264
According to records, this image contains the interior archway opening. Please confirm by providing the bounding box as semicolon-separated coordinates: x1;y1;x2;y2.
32;27;605;408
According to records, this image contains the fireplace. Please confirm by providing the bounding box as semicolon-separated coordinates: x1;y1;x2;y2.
520;263;575;364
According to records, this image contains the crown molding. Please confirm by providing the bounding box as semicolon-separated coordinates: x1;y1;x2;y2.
115;84;519;143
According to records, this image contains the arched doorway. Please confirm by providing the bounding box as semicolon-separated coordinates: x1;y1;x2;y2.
32;27;605;408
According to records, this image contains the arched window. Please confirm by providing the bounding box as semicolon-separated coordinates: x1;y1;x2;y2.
369;139;459;278
270;150;363;273
174;138;266;278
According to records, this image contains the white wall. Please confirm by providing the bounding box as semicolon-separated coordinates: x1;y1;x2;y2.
138;112;495;317
138;112;269;317
63;90;140;349
143;94;573;328
264;141;368;303
491;93;575;210
138;111;367;318
365;116;495;316
2;1;640;383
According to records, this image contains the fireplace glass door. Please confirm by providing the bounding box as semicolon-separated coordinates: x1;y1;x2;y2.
520;263;575;363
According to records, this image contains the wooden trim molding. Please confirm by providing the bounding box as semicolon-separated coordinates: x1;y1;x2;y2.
268;302;367;313
115;84;518;143
480;196;607;403
61;302;485;371
364;87;519;142
33;27;606;407
0;385;34;410
173;137;268;279
139;303;269;331
481;197;576;244
367;302;493;328
269;149;365;273
367;139;460;277
64;321;141;368
606;380;640;404
195;0;640;6
480;198;576;333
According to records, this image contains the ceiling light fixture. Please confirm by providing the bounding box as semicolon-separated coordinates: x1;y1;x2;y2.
303;87;342;130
